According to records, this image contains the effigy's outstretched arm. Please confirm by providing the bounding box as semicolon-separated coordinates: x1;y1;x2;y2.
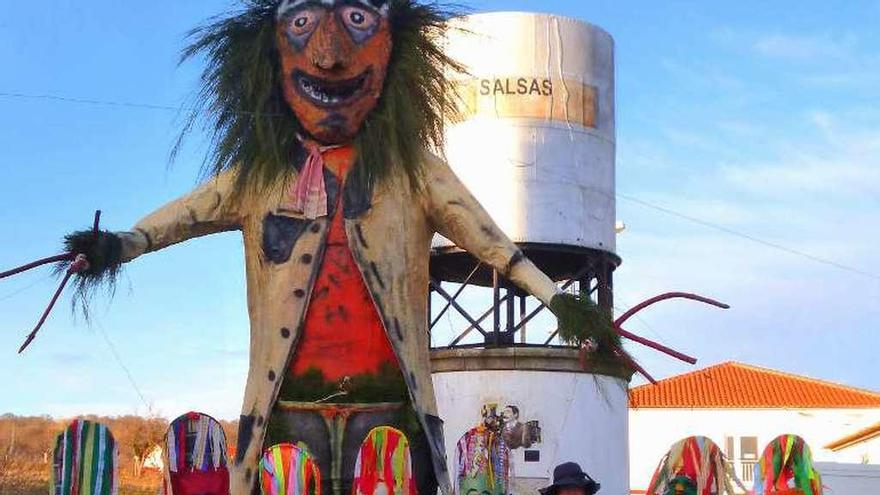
422;155;618;353
59;169;243;276
7;170;243;352
113;168;244;264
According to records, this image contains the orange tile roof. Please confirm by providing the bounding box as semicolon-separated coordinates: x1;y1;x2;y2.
825;422;880;451
629;361;880;409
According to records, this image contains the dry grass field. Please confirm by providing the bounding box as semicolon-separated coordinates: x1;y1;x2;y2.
0;414;238;495
0;459;162;495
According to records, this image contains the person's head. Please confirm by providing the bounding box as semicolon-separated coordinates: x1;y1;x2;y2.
540;462;600;495
501;405;519;422
481;404;500;429
276;0;392;144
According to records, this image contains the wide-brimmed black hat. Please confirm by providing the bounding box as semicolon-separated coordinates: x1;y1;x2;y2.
539;462;600;495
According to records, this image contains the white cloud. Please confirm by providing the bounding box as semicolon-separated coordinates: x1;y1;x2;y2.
719;110;880;198
722;160;880;197
752;33;857;61
713;28;880;91
715;119;765;138
659;58;748;94
799;71;880;89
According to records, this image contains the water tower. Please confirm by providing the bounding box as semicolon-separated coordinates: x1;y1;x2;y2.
428;12;630;495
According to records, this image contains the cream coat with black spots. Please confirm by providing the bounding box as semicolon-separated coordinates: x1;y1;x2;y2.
116;153;561;495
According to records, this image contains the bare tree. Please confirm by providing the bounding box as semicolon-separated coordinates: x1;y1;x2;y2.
113;415;166;477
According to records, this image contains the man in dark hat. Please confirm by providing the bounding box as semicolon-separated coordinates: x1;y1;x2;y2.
540;462;601;495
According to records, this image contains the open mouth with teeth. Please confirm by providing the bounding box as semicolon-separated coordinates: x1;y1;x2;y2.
293;69;371;108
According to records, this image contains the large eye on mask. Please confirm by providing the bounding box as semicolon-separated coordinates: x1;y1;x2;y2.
283;7;325;47
338;5;380;43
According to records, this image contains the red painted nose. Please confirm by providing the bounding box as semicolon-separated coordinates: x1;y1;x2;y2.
309;15;353;72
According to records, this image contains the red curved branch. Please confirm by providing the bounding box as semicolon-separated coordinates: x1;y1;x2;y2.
0;253;75;280
18;271;73;353
17;210;101;353
18;254;89;354
615;292;729;327
611;342;656;384
616;326;697;365
606;291;728;381
92;210;102;234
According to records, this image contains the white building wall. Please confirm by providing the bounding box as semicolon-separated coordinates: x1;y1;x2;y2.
815;463;880;494
433;371;629;495
628;408;880;493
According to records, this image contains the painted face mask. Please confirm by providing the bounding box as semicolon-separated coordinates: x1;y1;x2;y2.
276;0;392;144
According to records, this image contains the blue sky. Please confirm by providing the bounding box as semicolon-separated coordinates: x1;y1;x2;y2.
1;1;878;419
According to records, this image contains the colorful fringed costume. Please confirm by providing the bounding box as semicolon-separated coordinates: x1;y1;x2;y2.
352;427;416;495
453;426;510;495
753;435;822;495
260;443;323;495
50;419;118;495
645;436;737;495
162;412;230;495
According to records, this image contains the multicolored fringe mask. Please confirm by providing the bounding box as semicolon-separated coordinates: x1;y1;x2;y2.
645;436;737;495
352;426;416;495
50;419;118;495
260;443;322;495
453;426;510;495
162;412;230;495
753;435;823;495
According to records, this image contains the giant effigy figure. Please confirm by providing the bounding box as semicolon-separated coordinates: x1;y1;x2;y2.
6;1;617;493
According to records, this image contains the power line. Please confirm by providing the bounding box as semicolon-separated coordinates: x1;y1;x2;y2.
2;89;877;282
0;267;149;408
0;91;187;113
94;321;152;412
617;192;880;282
0;273;53;302
0;91;281;117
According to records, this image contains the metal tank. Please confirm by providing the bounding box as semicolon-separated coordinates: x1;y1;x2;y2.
433;11;618;286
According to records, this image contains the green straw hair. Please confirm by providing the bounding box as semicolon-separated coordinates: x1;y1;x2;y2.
549;291;619;353
175;0;465;196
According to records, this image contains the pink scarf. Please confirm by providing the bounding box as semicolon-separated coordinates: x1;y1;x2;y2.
287;139;341;219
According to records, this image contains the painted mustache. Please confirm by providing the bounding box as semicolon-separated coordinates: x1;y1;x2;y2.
293;69;372;108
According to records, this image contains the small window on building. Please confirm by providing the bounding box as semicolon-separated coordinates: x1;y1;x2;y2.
524;450;540;463
725;436;734;459
740;436;758;460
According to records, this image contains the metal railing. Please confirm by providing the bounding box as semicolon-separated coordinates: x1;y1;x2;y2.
428;258;611;349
